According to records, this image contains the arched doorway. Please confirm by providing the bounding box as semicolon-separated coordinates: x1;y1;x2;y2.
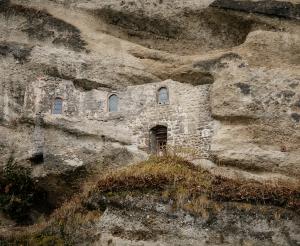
150;125;167;155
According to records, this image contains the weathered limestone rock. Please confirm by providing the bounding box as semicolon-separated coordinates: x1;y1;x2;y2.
211;0;300;19
0;0;300;244
209;31;300;177
91;195;300;245
0;0;299;180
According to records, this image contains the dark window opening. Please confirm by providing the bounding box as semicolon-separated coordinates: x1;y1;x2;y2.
53;97;63;114
28;152;44;165
108;94;119;112
150;125;167;155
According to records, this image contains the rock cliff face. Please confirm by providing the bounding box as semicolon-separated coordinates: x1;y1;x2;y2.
0;0;299;243
1;0;299;177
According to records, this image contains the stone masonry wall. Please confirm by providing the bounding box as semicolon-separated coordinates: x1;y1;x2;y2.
122;80;213;158
24;79;213;159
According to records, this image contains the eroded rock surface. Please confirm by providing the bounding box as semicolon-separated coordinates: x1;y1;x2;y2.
93;198;300;246
0;0;299;242
0;0;298;177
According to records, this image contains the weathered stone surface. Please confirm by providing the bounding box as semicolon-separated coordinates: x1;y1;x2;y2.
0;0;300;242
91;195;300;246
211;0;300;19
0;41;32;62
0;0;299;178
209;31;300;177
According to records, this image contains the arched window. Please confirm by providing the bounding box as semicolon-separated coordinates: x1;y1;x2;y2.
158;87;169;105
53;97;63;114
108;94;119;112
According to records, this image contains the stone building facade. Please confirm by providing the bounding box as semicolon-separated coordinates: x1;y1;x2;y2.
24;78;213;159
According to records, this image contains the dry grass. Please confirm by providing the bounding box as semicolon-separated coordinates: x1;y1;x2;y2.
94;155;211;193
0;194;101;245
1;155;299;245
211;176;300;210
92;155;300;213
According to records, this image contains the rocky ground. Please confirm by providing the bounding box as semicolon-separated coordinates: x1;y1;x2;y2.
0;0;300;245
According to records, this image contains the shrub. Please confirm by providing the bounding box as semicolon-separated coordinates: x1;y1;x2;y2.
0;154;47;224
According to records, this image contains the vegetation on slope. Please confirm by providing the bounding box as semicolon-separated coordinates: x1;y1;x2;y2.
0;194;101;245
0;156;49;225
0;155;299;245
92;155;300;214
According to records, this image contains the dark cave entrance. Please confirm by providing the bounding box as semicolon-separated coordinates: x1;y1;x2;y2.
150;125;167;155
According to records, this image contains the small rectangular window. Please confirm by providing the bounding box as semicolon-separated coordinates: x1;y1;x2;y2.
158;87;169;104
53;98;63;114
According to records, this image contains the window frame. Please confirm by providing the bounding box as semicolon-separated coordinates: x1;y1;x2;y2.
52;97;63;115
157;86;169;105
108;93;119;112
149;125;168;155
